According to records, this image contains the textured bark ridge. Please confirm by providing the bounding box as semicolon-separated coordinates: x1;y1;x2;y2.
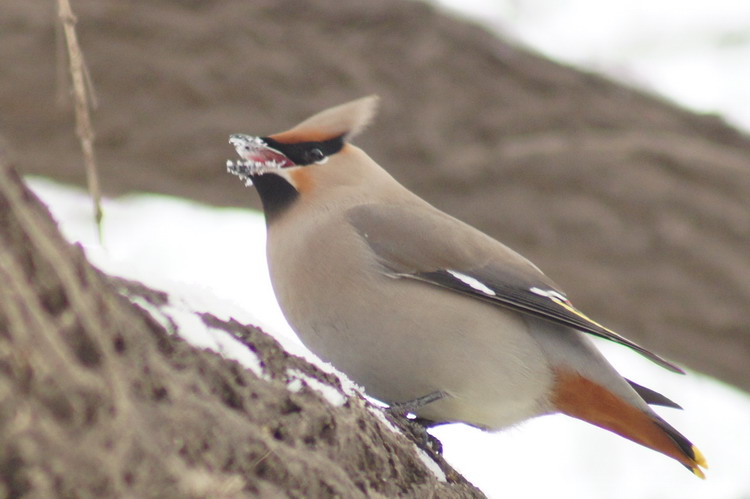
0;157;483;497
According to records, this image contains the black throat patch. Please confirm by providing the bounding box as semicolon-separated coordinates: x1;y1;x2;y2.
251;174;299;224
250;134;345;223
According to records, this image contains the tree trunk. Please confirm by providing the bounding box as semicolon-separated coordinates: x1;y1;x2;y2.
0;155;482;497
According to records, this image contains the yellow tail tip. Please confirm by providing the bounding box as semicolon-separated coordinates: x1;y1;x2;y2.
691;466;706;480
692;445;709;469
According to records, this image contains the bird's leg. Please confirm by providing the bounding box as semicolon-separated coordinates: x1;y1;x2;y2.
387;390;448;416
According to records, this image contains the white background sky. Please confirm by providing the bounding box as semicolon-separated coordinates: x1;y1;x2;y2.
432;0;750;131
28;1;750;497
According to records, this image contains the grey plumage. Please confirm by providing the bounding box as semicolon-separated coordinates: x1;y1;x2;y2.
226;95;707;477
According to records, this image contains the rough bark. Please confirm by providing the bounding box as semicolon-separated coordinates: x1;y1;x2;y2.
0;155;482;497
2;1;749;391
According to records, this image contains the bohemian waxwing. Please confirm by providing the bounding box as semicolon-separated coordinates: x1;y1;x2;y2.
226;96;707;478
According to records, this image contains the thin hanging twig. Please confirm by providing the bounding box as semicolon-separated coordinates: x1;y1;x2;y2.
56;0;103;240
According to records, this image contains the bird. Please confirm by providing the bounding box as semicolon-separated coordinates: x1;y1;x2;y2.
225;95;707;478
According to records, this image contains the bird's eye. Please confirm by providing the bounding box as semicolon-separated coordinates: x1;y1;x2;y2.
307;148;327;164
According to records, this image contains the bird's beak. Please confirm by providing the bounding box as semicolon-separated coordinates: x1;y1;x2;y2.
226;134;295;183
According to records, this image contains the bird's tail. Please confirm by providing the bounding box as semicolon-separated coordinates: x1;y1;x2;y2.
552;369;708;478
651;416;708;478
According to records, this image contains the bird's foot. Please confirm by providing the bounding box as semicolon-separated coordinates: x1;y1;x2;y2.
386;390;448;455
387;414;444;455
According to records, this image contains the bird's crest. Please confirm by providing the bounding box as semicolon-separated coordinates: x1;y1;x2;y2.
270;95;380;144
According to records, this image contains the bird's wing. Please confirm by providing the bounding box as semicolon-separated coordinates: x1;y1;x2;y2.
625;379;683;409
346;203;684;374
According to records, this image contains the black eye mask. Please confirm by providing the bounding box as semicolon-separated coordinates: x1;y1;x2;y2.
260;134;345;166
